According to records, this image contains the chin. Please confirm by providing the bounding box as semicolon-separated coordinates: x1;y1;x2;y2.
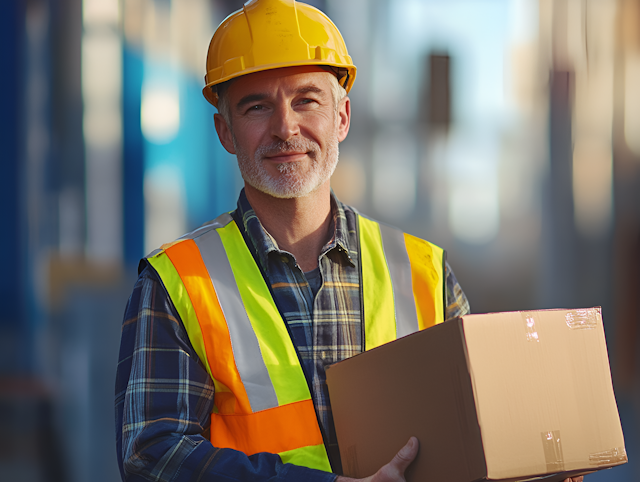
249;179;322;199
239;143;339;200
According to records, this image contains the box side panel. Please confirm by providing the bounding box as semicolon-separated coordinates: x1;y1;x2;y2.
461;308;626;480
327;320;486;482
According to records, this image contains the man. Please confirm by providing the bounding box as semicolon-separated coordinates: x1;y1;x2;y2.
115;1;581;481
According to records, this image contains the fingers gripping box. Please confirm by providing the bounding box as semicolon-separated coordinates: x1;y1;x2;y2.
326;308;627;482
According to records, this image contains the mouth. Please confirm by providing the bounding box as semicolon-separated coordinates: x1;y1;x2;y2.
264;152;309;163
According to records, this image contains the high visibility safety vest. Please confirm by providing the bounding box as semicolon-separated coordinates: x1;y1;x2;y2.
145;212;445;473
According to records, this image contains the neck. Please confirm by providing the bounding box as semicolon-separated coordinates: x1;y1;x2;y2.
244;181;333;272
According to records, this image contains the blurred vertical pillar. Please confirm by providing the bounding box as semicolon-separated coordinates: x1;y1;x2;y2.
122;45;145;266
1;0;56;376
82;0;123;264
539;69;578;308
613;0;640;394
52;0;85;259
415;51;452;229
24;0;54;376
427;53;451;131
0;0;27;373
0;1;70;480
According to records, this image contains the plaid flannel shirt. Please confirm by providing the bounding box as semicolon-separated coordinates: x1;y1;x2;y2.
115;190;470;482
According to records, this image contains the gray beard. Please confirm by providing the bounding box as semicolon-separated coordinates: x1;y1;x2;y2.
234;135;340;199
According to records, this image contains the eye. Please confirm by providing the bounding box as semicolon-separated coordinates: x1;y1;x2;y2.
296;97;320;109
242;104;268;116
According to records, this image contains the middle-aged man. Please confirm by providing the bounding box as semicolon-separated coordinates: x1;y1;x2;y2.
115;1;584;482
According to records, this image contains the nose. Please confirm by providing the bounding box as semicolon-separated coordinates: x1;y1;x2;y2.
270;102;299;141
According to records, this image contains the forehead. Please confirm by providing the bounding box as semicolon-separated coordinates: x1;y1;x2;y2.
227;66;335;100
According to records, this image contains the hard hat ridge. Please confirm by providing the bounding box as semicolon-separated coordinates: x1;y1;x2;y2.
203;0;357;107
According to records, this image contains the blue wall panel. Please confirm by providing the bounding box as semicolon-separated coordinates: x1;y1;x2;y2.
0;1;24;329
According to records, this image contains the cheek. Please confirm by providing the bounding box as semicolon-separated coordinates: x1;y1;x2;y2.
305;114;338;142
317;116;341;147
233;123;264;150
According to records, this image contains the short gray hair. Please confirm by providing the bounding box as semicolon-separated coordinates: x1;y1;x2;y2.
215;71;347;128
215;80;233;127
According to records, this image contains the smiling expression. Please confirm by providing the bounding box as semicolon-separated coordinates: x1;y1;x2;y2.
214;66;351;199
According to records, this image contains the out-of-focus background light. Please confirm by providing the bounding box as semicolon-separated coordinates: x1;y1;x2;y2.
0;0;639;481
141;83;181;143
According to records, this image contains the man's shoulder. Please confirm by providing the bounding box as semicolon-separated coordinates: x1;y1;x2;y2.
143;212;237;260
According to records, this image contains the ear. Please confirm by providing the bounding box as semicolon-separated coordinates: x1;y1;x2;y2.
214;113;236;154
336;96;351;143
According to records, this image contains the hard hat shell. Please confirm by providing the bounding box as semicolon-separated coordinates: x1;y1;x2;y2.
203;0;357;107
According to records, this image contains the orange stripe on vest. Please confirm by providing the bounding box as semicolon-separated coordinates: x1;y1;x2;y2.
210;399;324;455
165;239;251;414
404;233;439;330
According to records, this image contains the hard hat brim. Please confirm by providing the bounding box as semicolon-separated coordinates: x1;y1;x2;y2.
203;60;356;108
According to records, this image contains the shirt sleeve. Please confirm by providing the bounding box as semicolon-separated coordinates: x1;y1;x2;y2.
115;265;337;482
444;261;471;320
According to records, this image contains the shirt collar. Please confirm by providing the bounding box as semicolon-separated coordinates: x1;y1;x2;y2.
235;188;355;273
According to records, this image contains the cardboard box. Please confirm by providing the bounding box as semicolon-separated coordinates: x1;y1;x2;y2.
326;308;627;482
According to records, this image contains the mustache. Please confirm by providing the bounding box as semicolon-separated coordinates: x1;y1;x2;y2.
255;138;320;159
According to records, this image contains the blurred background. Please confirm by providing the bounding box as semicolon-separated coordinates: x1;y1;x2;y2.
0;0;638;480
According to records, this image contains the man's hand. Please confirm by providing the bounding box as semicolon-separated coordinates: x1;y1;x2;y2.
334;439;585;482
336;437;419;482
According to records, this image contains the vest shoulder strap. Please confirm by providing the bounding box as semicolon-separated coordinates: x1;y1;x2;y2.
357;213;445;350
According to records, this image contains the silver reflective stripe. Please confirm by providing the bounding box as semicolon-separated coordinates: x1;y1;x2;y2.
146;248;163;258
378;223;419;338
181;213;233;240
193;226;279;413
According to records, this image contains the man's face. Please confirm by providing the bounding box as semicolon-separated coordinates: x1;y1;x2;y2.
214;66;351;199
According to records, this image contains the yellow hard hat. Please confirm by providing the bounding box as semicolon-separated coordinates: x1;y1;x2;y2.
203;0;357;107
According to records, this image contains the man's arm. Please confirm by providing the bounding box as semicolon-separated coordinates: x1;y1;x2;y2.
115;266;335;482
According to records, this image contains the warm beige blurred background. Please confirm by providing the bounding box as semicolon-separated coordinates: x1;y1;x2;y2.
1;0;638;480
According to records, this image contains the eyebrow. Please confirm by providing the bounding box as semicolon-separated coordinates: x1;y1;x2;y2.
236;93;268;110
296;85;324;96
235;85;326;111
